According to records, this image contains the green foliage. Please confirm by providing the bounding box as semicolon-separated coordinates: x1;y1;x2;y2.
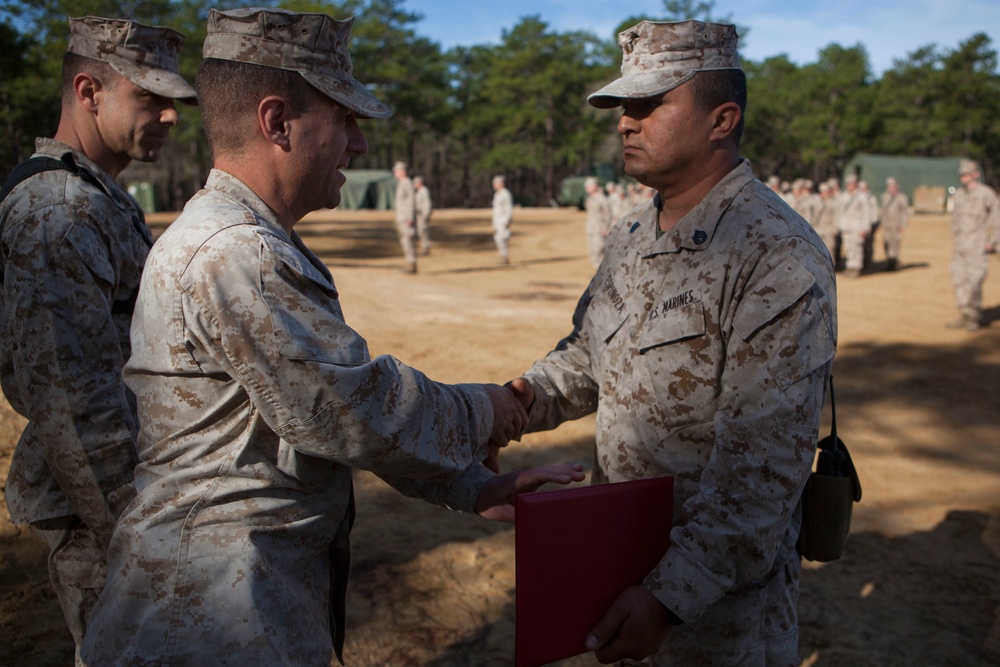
2;0;998;206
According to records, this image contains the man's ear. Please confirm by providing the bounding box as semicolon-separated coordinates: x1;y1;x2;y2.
710;101;742;143
258;96;292;151
74;73;101;112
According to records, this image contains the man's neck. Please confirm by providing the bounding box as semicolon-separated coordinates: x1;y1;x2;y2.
53;118;129;179
656;154;739;231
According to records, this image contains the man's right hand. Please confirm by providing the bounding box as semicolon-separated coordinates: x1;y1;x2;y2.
483;384;528;451
507;376;535;411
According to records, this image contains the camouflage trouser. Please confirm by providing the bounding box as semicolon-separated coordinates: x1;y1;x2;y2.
587;231;606;269
842;230;866;272
881;221;903;263
951;252;990;320
32;516;108;667
395;220;417;265
640;552;801;667
416;214;431;254
493;225;511;260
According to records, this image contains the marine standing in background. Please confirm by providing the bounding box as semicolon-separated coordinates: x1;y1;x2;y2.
948;159;999;331
509;19;836;665
584;176;613;269
393;160;418;273
814;182;841;265
860;180;880;271
413;175;432;256
838;174;872;276
0;16;195;663
879;177;909;271
491;174;513;264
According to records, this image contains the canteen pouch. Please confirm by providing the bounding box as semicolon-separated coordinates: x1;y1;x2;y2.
797;377;862;562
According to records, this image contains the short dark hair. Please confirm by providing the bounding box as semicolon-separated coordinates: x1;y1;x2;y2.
61;52;120;105
688;69;747;147
197;58;322;157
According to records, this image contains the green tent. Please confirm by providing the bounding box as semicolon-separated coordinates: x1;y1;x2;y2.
340;169;395;210
842;154;964;212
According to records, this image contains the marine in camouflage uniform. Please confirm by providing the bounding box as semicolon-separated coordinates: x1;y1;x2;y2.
393;161;418;273
492;175;513;263
414;175;432;255
948;159;1000;331
879;177;910;271
813;182;841;265
837;174;872;276
80;9;578;666
585;176;614;268
510;20;836;666
0;16;194;663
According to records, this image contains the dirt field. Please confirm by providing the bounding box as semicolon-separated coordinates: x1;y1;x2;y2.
1;205;998;667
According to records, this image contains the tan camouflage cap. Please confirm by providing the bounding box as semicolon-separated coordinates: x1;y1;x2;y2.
958;159;980;175
589;19;741;109
68;16;196;102
202;7;391;119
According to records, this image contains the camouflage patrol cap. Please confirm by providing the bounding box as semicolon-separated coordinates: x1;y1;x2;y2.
958;159;980;175
68;16;196;102
202;7;391;119
589;19;741;109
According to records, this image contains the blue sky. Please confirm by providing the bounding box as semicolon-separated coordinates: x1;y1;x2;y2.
403;0;1000;75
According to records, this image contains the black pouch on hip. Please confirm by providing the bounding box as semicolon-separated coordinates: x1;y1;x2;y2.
797;376;862;562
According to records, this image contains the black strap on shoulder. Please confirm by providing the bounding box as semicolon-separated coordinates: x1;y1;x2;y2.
0;154;106;286
2;155;80;203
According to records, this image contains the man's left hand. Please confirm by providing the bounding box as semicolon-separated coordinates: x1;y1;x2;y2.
584;584;675;663
474;464;585;522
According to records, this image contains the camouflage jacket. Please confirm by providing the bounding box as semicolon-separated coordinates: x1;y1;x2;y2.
394;175;414;224
585;191;613;236
522;160;837;624
952;182;1000;256
0;138;145;543
81;170;495;666
880;191;910;230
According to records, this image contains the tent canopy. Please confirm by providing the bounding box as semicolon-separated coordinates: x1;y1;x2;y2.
842;154;964;212
340;169;395;210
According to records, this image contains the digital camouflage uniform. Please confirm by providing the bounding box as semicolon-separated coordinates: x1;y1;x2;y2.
813;194;840;264
80;170;497;666
0;138;147;654
394;173;417;267
521;161;837;665
879;189;909;269
492;184;513;261
415;181;432;254
837;188;872;273
585;188;614;268
951;179;999;326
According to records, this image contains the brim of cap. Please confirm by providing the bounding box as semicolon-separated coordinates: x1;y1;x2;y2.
109;61;198;105
301;71;391;120
588;70;701;108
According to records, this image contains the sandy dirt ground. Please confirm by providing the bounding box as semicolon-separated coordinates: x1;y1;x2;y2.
1;205;998;667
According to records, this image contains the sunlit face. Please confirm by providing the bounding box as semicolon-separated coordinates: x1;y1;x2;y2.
617;83;714;193
960;172;978;188
295;94;368;213
96;77;179;164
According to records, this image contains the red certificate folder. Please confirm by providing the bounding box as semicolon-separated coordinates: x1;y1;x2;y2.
514;476;674;667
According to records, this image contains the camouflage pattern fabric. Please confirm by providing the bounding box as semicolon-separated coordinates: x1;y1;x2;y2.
492;186;513;260
879;190;910;265
522;160;837;664
415;183;432;254
951;182;999;321
837;190;872;272
585;189;613;269
0;138;148;659
80;170;496;666
394;174;417;264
